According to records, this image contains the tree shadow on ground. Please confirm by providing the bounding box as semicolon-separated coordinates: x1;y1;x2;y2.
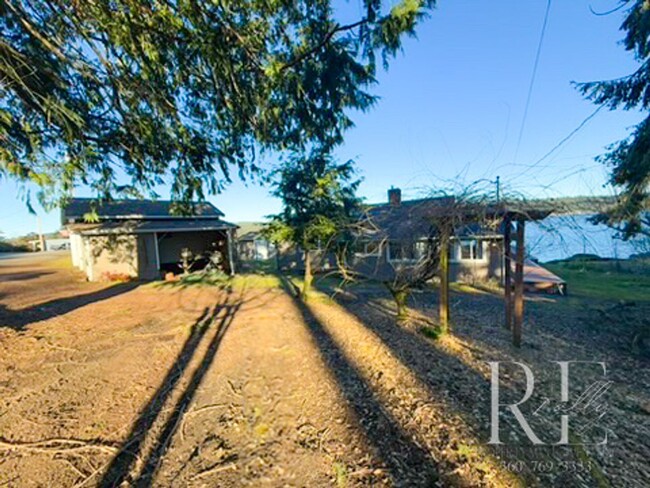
408;284;647;361
312;280;611;487
0;282;140;330
280;278;440;486
99;289;242;488
316;281;499;429
0;271;54;282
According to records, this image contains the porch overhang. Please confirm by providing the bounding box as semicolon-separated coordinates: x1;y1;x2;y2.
68;219;237;236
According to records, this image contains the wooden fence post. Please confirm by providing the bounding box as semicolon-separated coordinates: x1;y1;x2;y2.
503;215;513;330
513;219;525;347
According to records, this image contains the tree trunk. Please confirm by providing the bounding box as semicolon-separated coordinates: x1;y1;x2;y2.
388;285;409;321
439;230;450;333
302;249;312;300
513;219;525;347
395;289;409;321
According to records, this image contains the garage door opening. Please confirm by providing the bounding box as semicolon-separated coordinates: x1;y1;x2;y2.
157;230;232;275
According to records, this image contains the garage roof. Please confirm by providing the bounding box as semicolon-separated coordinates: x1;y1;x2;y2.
62;198;224;223
70;218;237;235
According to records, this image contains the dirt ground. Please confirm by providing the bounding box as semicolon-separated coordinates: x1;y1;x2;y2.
309;275;650;488
0;253;648;487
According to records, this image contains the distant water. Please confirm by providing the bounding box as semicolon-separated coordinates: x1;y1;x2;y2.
526;214;647;263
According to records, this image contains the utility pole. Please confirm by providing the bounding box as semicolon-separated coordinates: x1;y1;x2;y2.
37;216;45;252
495;175;501;204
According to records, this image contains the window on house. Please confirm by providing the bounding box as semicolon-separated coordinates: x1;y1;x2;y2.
353;240;381;255
458;239;483;260
414;241;428;260
389;241;416;261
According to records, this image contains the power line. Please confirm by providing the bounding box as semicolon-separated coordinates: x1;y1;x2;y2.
513;0;553;162
589;1;630;17
511;105;604;184
495;175;501;203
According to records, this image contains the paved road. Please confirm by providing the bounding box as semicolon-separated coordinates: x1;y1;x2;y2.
0;251;68;261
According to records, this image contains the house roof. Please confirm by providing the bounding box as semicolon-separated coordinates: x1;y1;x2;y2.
362;196;453;241
235;222;266;241
360;196;553;241
62;198;224;223
69;218;237;236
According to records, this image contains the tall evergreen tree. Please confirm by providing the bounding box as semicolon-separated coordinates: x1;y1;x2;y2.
577;0;650;237
1;0;434;209
266;147;361;299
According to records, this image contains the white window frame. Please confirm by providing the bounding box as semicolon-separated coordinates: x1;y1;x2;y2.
354;240;383;257
450;237;488;263
387;240;428;263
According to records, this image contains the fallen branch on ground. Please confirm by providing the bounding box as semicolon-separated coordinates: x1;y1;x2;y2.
0;437;119;456
191;461;237;480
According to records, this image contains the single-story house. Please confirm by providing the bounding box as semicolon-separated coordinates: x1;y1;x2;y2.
44;238;72;251
63;198;237;281
351;188;566;291
27;237;71;252
236;222;276;261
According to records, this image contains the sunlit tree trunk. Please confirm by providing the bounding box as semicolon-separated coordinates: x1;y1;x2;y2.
439;230;450;333
302;249;312;300
389;286;409;321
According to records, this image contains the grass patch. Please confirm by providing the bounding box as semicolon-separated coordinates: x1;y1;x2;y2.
450;282;495;295
332;463;348;487
546;261;650;302
231;273;281;290
178;270;231;287
49;255;73;269
239;258;278;275
569;432;610;488
419;324;445;340
284;275;337;303
153;270;282;290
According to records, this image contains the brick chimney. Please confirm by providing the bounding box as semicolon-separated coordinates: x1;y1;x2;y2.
388;187;401;206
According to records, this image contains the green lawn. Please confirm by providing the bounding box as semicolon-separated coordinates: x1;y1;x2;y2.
238;258;278;275
546;261;650;302
240;258;650;303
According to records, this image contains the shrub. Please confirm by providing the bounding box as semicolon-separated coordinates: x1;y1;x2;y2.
179;270;230;287
0;241;29;252
419;325;444;340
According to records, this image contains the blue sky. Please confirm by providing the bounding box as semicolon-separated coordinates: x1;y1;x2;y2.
0;0;644;237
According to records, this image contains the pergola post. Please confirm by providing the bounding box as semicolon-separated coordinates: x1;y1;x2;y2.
513;219;525;347
503;215;512;330
227;228;236;275
439;228;450;332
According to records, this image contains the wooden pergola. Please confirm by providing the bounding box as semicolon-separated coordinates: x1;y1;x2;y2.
437;204;552;347
500;208;553;347
352;195;553;346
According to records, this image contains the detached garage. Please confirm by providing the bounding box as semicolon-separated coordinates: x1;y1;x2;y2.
63;198;237;281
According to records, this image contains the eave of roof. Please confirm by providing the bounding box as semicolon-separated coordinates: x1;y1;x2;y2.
357;198;553;242
69;218;237;235
62;198;224;223
237;231;265;241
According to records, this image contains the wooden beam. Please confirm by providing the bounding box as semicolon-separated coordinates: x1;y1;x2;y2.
439;228;450;332
227;229;236;275
503;216;513;330
513;219;525;348
153;232;161;273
